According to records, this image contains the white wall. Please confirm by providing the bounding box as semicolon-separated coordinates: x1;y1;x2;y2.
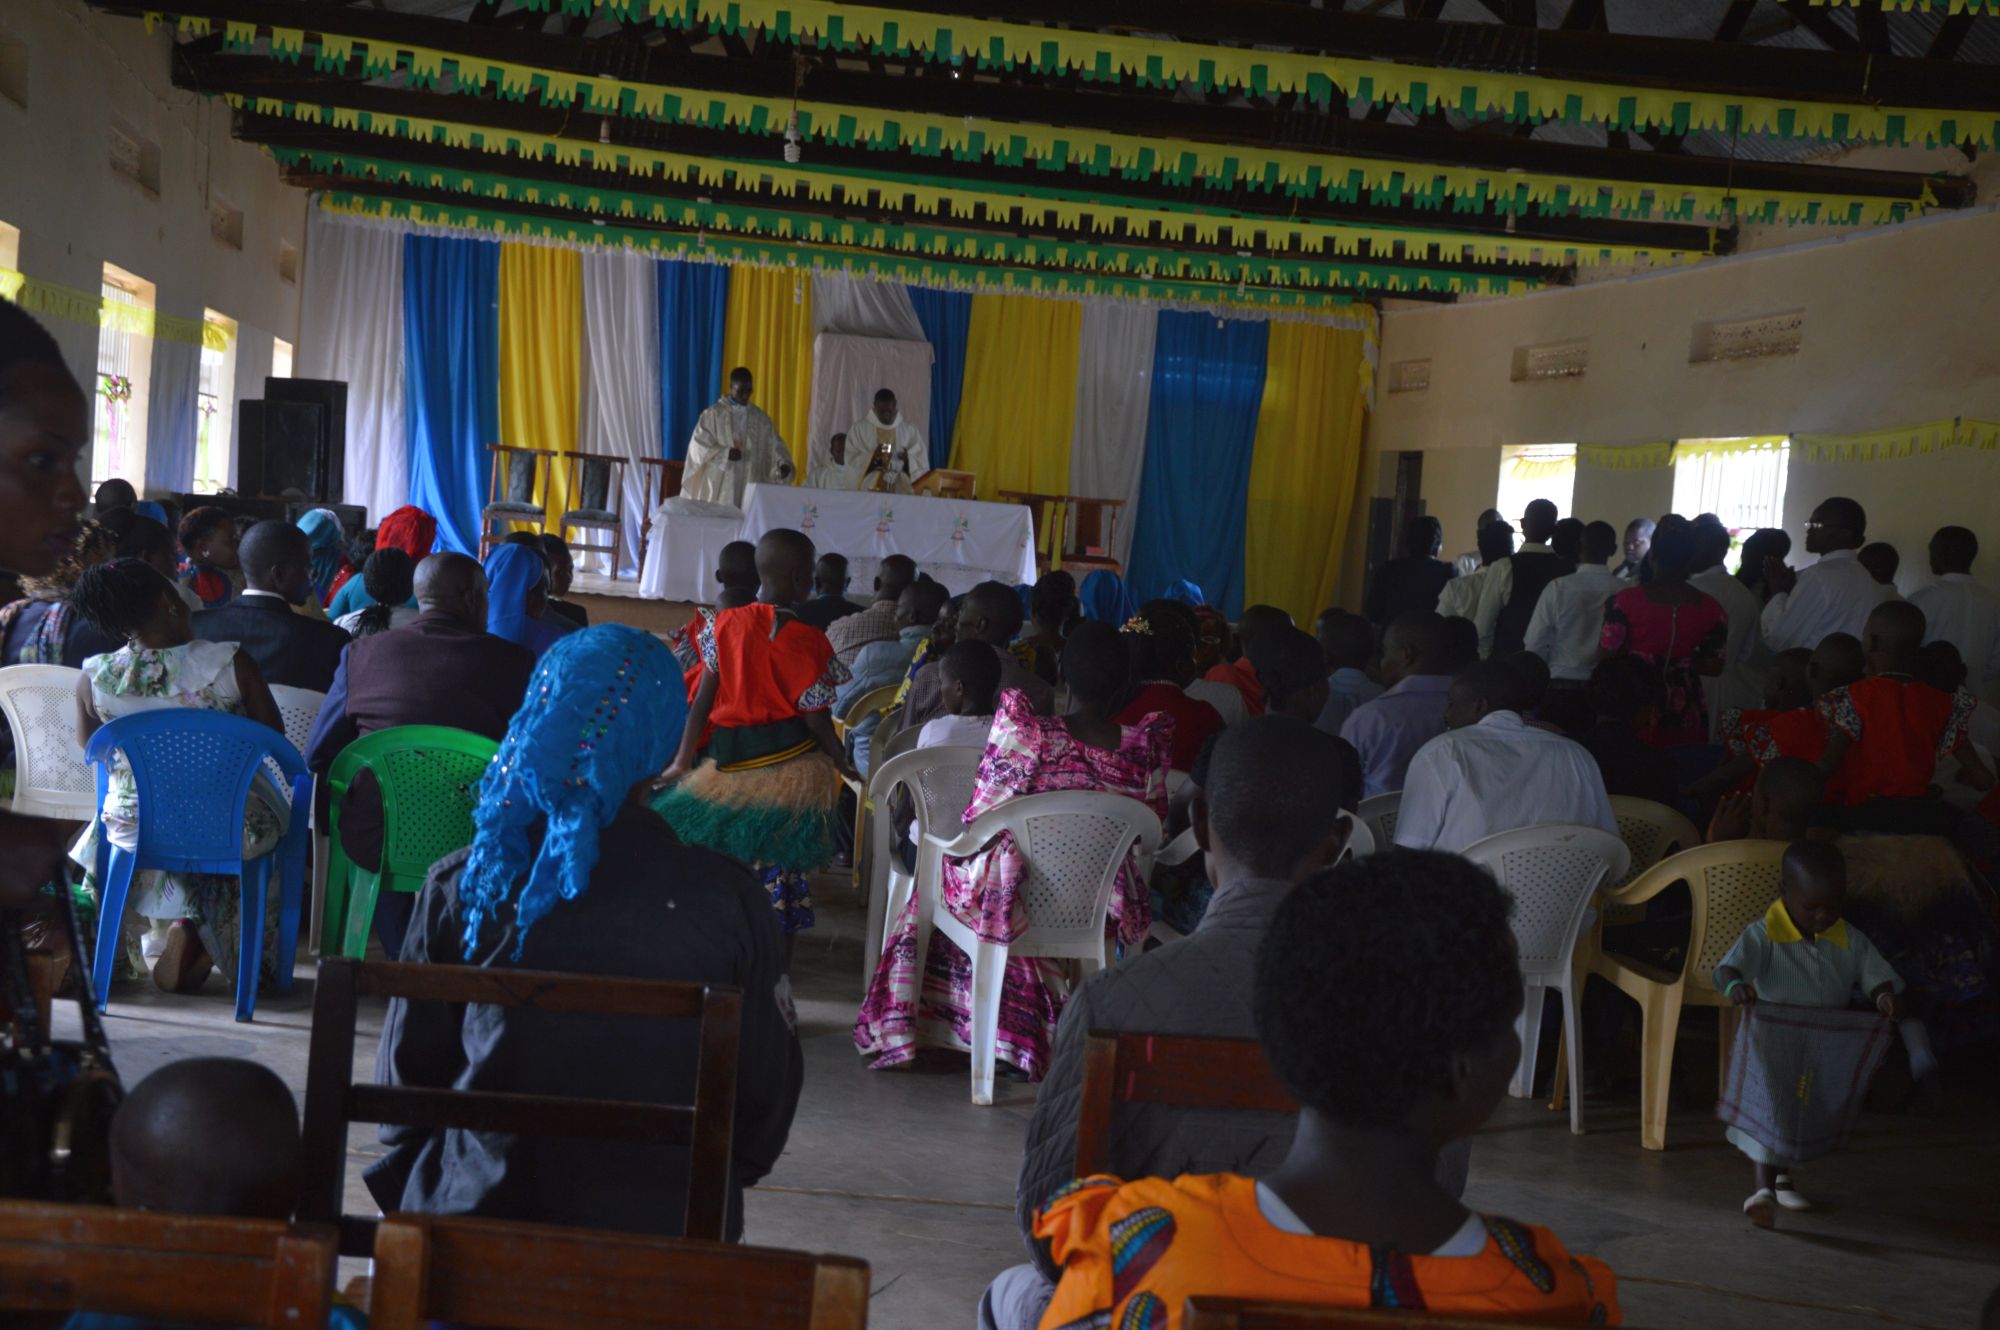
1359;165;2000;601
0;0;305;485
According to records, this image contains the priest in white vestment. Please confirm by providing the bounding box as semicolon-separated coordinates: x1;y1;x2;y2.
844;389;924;495
682;367;795;508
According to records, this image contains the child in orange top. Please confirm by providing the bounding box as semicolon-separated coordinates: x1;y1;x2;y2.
654;530;856;952
1036;852;1619;1330
1707;639;1863;807
1818;601;1993;815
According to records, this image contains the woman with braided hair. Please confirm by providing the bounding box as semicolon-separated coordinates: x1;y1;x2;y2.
68;557;288;993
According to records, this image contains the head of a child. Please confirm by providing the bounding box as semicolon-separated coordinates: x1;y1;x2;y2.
938;639;1003;718
111;1058;300;1218
1254;851;1522;1149
1062;620;1133;715
895;578;948;632
715;539;758;606
1752;756;1824;842
1861;599;1926;677
1780;839;1847;938
1124;600;1201;688
1858;541;1900;588
177;505;240;571
754;528;815;606
1917;639;1968;695
1765;648;1813;711
1807;632;1864;699
1589;653;1659;729
1030;571;1076;634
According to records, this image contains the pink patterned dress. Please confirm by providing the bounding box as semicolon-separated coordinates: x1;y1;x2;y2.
853;688;1172;1078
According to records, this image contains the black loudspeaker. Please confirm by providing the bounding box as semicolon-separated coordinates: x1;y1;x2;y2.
265;377;348;502
236;401;325;500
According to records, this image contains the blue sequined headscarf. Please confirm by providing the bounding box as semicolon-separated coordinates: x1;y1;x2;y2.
457;624;688;959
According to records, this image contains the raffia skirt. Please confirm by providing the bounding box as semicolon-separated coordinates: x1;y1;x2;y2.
651;750;842;935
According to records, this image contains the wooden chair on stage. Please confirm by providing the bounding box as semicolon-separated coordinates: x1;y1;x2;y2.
913;469;975;500
482;445;557;560
558;451;630;580
299;958;744;1257
1072;1031;1296;1177
369;1214;870;1330
0;1200;337;1330
997;491;1126;577
637;457;687;572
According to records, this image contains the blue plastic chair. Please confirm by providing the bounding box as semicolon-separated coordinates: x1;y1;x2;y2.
84;709;313;1022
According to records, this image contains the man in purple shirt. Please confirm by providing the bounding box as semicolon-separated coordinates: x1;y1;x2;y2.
1339;611;1464;798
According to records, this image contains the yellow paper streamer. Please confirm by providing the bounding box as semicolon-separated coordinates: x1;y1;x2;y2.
1575;442;1675;471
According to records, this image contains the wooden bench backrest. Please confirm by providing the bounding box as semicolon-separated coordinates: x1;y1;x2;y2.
1072;1031;1297;1179
0;1200;334;1329
370;1214;869;1330
300;958;742;1254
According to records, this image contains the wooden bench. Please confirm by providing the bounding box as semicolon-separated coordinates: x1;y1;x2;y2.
300;958;742;1256
1073;1031;1296;1178
0;1200;335;1329
369;1213;870;1330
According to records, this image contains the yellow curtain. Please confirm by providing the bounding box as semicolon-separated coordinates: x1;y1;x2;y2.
498;243;582;534
721;264;815;475
1243;320;1372;625
949;294;1081;500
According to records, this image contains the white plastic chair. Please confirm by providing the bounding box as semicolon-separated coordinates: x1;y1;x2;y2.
860;743;984;988
1339;811;1376;860
912;790;1162;1104
0;663;94;820
268;684;327;952
1605;795;1702;894
1459;824;1630;1132
1355;790;1402;848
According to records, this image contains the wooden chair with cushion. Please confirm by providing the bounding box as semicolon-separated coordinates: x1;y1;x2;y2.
369;1214;869;1330
482;445;553;560
0;1200;335;1330
1185;1299;1580;1330
1073;1032;1296;1177
560;451;629;580
300;958;743;1256
636;457;686;571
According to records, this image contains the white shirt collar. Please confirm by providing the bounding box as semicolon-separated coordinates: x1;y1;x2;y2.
240;588;286;601
1944;572;1977;583
1817;548;1858;563
1473;709;1527;733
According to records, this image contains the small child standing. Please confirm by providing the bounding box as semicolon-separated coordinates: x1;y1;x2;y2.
1715;841;1910;1229
175;505;242;610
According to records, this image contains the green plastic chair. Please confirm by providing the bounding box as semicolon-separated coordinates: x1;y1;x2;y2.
321;725;500;959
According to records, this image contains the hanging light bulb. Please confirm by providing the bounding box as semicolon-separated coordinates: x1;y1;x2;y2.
784;109;802;164
598;119;611;145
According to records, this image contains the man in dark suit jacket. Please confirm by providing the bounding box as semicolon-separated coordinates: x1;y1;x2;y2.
191;520;350;693
304;551;536;953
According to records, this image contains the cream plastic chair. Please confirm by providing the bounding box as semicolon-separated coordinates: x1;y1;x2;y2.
1459;824;1630;1132
1355;790;1401;848
1605;795;1703;894
1338;812;1375;860
912;790;1162;1104
0;663;94;821
268;684;329;954
861;743;983;988
1569;838;1787;1150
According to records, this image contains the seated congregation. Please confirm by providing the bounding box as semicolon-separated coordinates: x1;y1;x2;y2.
3;297;1995;1329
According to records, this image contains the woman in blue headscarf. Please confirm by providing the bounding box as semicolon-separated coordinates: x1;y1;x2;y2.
1078;568;1137;625
483;541;575;658
367;625;804;1240
294;508;347;605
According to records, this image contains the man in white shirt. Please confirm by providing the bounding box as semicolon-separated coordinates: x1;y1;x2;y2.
1909;525;2000;692
1340;612;1463;798
1475;499;1576;659
1438;519;1514;654
1689;515;1771;741
1524;520;1621;682
1452;508;1504;578
682;367;795;507
1393;660;1615;855
1759;497;1891;653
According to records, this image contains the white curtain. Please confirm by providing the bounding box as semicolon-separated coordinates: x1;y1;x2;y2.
143;331;201;494
811;272;925;340
1067;300;1157;566
807;333;933;484
580;248;662;577
300;209;407;523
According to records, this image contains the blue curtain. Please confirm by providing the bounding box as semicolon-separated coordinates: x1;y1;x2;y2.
1126;312;1270;619
402;235;499;555
658;259;729;462
906;286;972;471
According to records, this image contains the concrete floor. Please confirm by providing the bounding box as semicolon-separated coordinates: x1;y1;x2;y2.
66;882;1999;1330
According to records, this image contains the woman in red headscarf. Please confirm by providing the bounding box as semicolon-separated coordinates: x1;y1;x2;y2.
327;505;437;620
